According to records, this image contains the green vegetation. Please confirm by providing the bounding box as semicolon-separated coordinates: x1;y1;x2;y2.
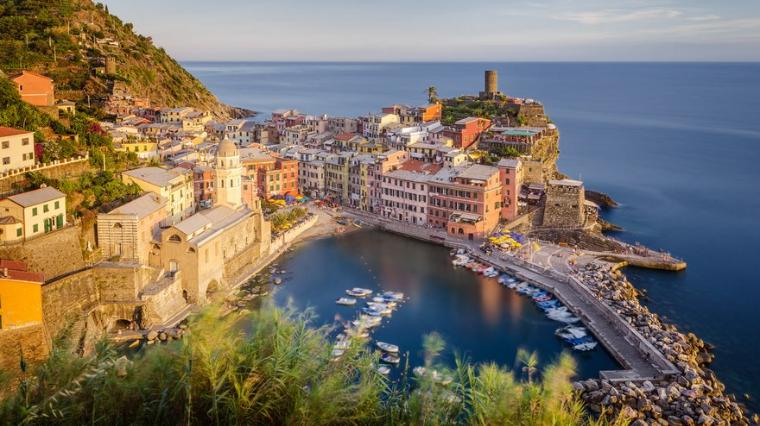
441;99;518;125
0;0;226;115
23;170;141;215
270;207;308;234
0;304;622;425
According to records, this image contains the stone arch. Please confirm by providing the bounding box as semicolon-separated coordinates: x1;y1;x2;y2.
206;279;220;299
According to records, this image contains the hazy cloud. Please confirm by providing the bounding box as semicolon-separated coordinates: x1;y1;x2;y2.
554;8;683;25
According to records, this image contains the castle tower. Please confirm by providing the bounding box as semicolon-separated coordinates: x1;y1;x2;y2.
105;56;117;75
485;70;498;95
214;139;243;209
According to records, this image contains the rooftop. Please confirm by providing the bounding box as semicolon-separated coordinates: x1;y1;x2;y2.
457;164;498;181
106;193;166;219
123;167;188;187
6;186;65;208
0;259;44;283
0;126;32;138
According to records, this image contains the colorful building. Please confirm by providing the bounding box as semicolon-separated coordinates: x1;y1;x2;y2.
380;160;441;225
443;117;491;149
497;158;523;221
10;71;55;107
427;164;502;240
0;186;66;242
0;260;44;330
240;148;299;199
122;167;195;224
0;127;36;174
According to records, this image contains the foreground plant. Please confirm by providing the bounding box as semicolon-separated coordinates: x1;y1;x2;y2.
0;304;620;425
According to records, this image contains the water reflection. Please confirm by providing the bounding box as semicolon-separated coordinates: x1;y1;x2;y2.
272;230;619;379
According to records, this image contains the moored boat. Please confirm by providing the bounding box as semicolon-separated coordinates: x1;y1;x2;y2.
336;297;357;306
377;365;391;375
346;287;373;297
376;341;399;353
381;353;400;364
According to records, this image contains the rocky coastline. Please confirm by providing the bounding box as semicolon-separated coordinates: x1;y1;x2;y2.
573;263;751;425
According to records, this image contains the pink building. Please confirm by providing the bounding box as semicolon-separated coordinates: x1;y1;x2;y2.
497;158;523;221
380;160;441;225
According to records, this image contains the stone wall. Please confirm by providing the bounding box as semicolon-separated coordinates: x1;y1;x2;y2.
268;214;318;254
41;264;148;338
0;323;49;380
0;155;93;197
542;182;585;228
0;225;86;281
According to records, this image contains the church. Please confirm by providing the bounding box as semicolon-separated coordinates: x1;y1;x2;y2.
150;140;271;304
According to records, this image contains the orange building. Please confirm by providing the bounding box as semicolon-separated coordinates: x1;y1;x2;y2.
497;158;523;221
418;103;442;122
241;149;299;199
0;260;44;330
427;164;502;240
11;71;55;107
443;117;491;149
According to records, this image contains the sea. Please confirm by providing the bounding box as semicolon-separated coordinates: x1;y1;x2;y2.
183;61;760;407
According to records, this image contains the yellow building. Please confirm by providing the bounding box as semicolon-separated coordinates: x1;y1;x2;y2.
0;260;44;330
0;186;66;242
122;167;195;224
115;140;158;160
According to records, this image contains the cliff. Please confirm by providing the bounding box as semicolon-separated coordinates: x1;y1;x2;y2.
0;0;236;117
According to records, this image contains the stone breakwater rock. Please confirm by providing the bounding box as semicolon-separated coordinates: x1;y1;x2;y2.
573;263;749;425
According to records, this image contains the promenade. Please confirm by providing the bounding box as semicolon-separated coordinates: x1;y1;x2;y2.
343;208;679;382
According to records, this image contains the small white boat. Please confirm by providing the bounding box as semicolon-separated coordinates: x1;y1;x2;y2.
366;303;393;315
573;342;598;351
346;287;373;297
413;366;426;376
377;365;391;375
382;291;405;301
334;340;350;350
353;316;382;328
381;353;400;364
555;326;587;340
336;297;356;306
376;341;399;353
331;348;345;359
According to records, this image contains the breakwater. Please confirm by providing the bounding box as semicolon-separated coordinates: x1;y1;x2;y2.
343;208;749;424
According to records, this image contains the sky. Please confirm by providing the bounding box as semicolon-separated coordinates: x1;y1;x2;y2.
101;0;760;62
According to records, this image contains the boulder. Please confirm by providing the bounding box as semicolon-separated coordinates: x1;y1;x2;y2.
146;330;158;341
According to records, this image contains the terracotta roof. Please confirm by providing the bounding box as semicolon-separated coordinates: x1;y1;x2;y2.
334;132;356;142
0;260;44;283
0;127;32;137
10;70;53;82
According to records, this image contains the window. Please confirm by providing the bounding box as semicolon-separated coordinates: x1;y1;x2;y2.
16;228;22;237
1;141;8;149
33;224;39;233
2;157;8;165
43;204;49;213
32;207;38;216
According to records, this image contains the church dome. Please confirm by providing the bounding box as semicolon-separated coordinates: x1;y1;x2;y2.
217;139;238;157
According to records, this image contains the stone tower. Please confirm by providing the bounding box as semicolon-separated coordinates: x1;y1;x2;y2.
214;139;243;209
479;70;503;100
485;70;498;95
105;56;117;75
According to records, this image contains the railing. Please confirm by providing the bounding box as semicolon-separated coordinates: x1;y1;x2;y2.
0;154;90;180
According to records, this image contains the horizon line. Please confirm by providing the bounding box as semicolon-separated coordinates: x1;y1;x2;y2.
179;59;760;64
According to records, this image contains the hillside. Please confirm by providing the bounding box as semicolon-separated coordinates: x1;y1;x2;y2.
0;0;237;117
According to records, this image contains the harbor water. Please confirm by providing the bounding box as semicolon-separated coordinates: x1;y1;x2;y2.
270;229;619;379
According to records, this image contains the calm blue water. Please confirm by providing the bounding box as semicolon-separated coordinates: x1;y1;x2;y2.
185;62;760;405
271;230;618;380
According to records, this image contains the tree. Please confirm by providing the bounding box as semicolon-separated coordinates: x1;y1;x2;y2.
517;348;539;384
427;86;438;104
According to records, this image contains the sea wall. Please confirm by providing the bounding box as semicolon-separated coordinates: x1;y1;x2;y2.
269;214;318;254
